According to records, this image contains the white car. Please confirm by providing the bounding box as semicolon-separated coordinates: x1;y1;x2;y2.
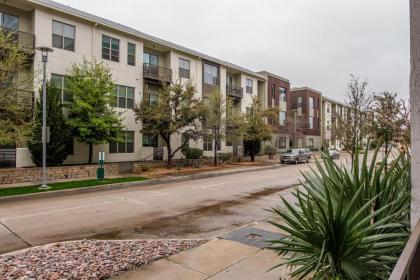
328;149;340;159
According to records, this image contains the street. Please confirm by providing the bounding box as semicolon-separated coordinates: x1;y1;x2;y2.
0;156;352;254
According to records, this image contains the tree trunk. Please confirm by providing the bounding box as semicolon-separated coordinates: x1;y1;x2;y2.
214;141;218;166
250;150;255;162
167;144;172;168
88;143;93;164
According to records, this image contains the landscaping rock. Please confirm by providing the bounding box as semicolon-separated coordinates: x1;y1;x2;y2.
0;239;206;280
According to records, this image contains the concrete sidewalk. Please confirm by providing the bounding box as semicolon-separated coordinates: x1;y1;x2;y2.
112;220;296;280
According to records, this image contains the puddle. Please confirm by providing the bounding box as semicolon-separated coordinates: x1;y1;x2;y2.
88;185;289;240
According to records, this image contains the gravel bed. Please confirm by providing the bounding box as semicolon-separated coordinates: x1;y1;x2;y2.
0;239;207;280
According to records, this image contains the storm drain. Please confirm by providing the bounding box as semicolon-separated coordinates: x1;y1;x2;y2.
221;226;285;248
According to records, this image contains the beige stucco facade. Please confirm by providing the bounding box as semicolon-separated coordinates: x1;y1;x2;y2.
1;0;267;166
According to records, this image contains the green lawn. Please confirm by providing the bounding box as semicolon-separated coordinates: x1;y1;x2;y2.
0;177;148;198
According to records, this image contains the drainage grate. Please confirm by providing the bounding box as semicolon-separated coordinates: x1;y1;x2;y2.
221;226;285;248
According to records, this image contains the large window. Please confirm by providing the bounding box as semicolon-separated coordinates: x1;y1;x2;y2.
279;87;287;102
203;63;219;86
51;73;71;102
309;116;314;129
142;133;158;147
52;21;75;51
111;85;134;109
102;35;119;62
297;96;303;107
308;138;314;148
279;111;286;126
144;52;158;66
127;42;136;66
179;58;190;79
0;11;18;30
246;79;253;94
309;96;314;109
271;84;275;105
203;137;213;151
144;84;160;106
109;131;134;153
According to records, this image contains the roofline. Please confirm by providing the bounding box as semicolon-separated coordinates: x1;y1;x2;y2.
257;71;289;83
322;96;347;106
28;0;267;81
290;87;322;95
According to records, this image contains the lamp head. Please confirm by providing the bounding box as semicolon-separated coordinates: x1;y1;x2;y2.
35;46;53;62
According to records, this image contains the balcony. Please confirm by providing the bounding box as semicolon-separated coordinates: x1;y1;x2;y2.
226;85;243;99
143;63;172;83
0;27;35;55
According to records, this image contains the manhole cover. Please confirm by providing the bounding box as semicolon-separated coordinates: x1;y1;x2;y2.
221;226;284;248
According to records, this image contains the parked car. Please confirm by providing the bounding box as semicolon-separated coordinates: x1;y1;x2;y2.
303;148;312;159
328;149;340;159
280;148;310;164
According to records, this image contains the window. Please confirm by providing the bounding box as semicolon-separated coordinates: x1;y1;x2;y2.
297;96;303;107
271;84;275;106
51;73;71;102
144;84;160;106
216;140;221;151
0;11;19;31
203;137;213;151
142;133;158;148
246;79;253;94
278;137;287;149
111;85;134;109
127;42;136;66
109;131;134;153
179;58;190;79
144;52;158;66
308;138;314;148
227;75;233;87
52;21;75;51
327;104;330;113
309;116;314;129
279;87;286;102
279;111;286;126
102;35;119;62
309;97;314;109
203;63;219;86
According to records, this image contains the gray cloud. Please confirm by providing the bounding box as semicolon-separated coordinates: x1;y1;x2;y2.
55;0;409;100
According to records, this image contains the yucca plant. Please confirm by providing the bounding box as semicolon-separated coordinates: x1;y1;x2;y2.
269;145;410;280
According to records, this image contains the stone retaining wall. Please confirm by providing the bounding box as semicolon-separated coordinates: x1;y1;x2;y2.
0;163;120;185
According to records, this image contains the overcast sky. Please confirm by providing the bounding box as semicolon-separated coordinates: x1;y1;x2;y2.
54;0;409;100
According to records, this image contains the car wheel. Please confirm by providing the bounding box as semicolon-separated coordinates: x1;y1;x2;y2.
281;161;284;164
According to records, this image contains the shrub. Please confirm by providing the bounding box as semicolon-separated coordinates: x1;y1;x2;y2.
217;152;232;163
181;147;203;159
269;146;410;279
264;144;276;155
139;165;150;172
370;139;379;149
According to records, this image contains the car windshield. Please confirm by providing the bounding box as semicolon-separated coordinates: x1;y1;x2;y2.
286;149;299;153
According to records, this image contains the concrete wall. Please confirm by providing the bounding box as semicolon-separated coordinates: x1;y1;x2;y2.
410;0;420;228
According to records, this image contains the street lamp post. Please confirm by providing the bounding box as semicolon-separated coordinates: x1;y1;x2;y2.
35;46;53;190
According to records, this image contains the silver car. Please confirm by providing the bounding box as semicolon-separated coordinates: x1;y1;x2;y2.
281;148;310;164
328;149;340;159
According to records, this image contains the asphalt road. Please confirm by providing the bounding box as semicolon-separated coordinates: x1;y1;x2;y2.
0;155;353;254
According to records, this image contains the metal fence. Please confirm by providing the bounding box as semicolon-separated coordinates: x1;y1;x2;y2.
0;149;16;168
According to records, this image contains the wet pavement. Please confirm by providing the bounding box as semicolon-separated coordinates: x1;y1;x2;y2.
0;156;351;254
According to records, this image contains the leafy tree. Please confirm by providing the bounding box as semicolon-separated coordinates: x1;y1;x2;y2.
0;31;34;147
241;97;278;162
66;59;123;163
28;81;73;166
201;89;241;165
333;75;372;164
371;91;403;156
135;82;203;168
399;99;411;152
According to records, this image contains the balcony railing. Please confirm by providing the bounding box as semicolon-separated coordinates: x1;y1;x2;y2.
0;26;35;53
143;63;172;83
389;220;420;280
226;85;243;99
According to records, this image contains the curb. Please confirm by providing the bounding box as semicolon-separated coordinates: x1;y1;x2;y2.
0;164;283;203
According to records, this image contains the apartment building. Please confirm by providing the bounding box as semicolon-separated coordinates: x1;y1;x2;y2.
289;87;322;149
1;0;267;167
258;71;291;150
321;96;348;150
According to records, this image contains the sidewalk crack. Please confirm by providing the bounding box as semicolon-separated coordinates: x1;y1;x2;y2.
0;221;32;247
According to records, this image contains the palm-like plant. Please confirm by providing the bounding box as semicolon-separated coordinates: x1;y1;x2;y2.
269;146;410;280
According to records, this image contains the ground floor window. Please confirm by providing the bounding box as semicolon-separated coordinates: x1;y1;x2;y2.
216;140;221;151
109;131;134;153
308;138;314;148
142;133;158;148
203;137;213;151
278;137;287;149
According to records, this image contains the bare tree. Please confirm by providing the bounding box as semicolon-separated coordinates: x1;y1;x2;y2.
334;75;372;163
